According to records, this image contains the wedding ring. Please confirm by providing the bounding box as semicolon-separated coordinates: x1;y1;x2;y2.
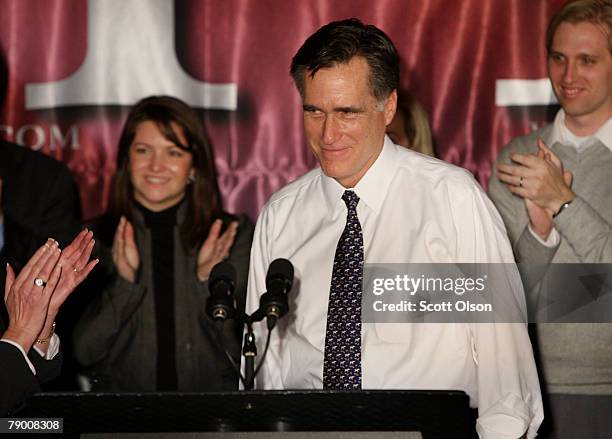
34;278;47;287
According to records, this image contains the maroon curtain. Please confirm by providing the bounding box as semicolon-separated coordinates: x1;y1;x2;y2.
0;0;566;221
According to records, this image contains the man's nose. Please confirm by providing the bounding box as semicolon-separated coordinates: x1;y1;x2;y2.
322;114;339;144
562;60;577;83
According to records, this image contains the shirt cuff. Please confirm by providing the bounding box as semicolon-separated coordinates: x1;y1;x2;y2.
0;333;60;376
476;392;540;439
528;224;560;247
33;334;60;360
0;338;36;375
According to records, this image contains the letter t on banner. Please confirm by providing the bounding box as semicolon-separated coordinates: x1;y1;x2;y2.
25;0;237;110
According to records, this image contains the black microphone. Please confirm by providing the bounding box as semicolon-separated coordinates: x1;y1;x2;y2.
207;260;237;322
259;258;294;330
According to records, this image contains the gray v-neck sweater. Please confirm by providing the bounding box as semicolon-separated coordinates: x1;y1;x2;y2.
489;124;612;395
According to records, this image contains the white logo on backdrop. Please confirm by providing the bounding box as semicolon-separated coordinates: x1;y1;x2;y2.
25;0;237;110
495;79;557;106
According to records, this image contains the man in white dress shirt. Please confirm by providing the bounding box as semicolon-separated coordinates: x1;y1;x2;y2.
247;18;543;438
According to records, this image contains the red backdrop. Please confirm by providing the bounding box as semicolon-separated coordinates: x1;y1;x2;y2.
0;0;565;221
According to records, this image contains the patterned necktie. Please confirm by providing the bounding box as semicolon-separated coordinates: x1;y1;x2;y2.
323;190;364;390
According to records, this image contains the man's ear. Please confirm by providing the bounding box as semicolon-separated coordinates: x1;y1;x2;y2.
384;89;397;126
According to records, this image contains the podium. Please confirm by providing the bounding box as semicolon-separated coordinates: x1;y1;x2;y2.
27;390;473;438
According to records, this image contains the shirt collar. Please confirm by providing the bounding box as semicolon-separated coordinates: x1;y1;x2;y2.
550;109;612;152
320;135;398;215
597;117;612;150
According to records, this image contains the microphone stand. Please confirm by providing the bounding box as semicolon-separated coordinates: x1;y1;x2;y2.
242;317;257;390
207;259;293;391
205;306;273;391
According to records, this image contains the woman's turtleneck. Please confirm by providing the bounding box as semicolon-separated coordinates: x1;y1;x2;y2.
135;201;181;391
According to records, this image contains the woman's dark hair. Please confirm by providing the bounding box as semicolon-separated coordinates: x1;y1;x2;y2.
109;95;222;251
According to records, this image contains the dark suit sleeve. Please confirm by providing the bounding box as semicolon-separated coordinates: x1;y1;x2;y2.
36;159;81;247
1;143;81;278
28;345;63;384
15;156;80;248
0;311;62;415
0;342;40;416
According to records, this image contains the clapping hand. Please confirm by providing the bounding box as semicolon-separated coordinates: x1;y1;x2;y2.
196;219;238;282
3;239;62;352
112;216;140;283
44;229;98;324
3;230;99;353
496;138;574;239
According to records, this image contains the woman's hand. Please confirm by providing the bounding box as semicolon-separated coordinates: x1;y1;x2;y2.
112;216;140;283
3;239;62;352
196;219;238;282
43;229;99;326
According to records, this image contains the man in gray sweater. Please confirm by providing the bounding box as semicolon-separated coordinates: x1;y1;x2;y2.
488;0;612;437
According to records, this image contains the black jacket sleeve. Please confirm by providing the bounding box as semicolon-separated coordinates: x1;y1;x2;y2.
0;342;40;416
0;312;63;415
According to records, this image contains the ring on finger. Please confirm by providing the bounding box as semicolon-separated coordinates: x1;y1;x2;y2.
34;277;47;288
